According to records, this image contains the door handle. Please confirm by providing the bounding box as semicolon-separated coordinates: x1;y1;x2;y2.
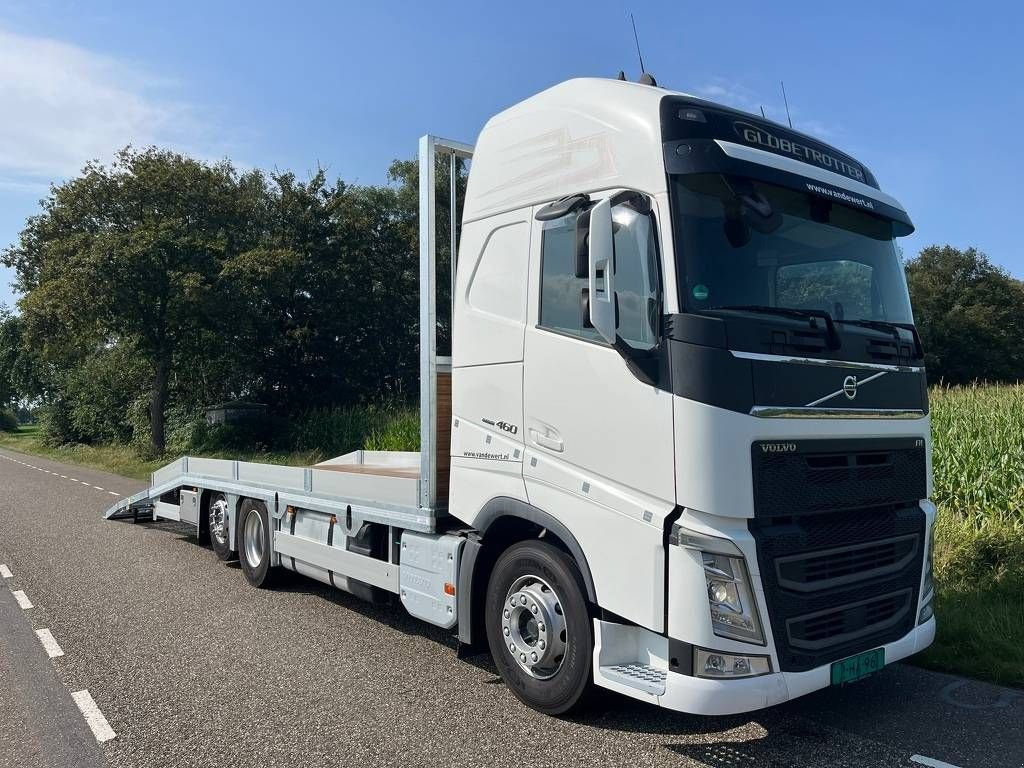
529;425;564;453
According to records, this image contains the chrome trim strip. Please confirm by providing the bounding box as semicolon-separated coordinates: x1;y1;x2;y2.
730;350;924;374
751;406;926;420
805;370;887;407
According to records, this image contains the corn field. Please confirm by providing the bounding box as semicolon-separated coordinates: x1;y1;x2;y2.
929;384;1024;528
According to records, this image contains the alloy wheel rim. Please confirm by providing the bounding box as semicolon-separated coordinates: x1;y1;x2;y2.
500;574;568;680
243;509;264;569
209;497;228;546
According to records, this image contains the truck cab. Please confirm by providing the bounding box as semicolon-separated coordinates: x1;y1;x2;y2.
447;77;934;714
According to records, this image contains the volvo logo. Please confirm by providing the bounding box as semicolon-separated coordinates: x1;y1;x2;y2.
843;375;859;400
804;370;888;408
761;442;797;453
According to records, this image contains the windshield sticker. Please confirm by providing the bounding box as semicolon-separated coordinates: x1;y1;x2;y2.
805;182;875;210
733;121;865;183
692;284;709;300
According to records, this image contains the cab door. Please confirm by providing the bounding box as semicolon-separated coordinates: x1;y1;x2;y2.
522;191;676;632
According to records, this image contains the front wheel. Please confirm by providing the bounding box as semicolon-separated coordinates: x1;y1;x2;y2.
484;540;594;715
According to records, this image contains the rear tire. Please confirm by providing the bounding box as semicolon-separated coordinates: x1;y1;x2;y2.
484;540;594;715
238;499;277;588
208;493;233;561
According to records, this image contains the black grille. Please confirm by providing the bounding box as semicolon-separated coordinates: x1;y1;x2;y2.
787;589;913;651
749;443;926;673
752;438;927;518
775;534;919;592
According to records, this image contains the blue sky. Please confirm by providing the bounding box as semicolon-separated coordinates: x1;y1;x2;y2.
1;1;1021;308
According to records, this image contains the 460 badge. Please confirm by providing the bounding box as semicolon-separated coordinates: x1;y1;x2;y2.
482;418;518;435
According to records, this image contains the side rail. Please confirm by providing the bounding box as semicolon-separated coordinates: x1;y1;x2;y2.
103;457;435;532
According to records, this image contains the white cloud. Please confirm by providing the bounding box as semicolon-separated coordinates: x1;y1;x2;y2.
0;26;213;186
695;79;836;140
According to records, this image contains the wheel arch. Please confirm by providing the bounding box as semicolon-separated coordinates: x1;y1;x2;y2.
457;496;597;647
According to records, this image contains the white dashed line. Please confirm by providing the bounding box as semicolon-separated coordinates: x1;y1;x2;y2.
3;453;116;496
35;628;65;658
71;690;116;743
0;564;11;579
12;590;33;609
911;756;962;768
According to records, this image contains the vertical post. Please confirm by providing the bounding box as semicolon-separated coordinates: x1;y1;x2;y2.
419;136;437;513
449;150;458;322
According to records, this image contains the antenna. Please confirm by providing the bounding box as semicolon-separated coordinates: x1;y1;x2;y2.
780;80;793;128
630;12;646;75
760;106;766;119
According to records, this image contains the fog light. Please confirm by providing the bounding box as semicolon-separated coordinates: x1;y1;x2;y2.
694;648;771;679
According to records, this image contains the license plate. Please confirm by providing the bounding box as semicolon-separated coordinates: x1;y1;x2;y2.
830;648;885;685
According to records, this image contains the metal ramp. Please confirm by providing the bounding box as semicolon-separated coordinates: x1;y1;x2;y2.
104;488;156;521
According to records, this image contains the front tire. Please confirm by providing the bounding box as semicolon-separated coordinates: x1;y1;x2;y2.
238;499;277;588
484;540;594;715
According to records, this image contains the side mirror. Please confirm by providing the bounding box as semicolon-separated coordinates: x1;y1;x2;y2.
587;197;616;344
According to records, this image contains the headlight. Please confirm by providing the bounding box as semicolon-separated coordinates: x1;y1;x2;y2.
702;551;765;645
670;524;767;646
695;648;771;679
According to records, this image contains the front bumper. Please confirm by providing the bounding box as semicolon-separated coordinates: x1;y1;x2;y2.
594;617;935;716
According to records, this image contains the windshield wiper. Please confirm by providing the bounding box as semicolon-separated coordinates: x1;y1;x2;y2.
836;318;924;359
710;305;840;349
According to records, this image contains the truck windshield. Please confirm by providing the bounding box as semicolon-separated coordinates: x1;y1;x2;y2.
669;174;914;325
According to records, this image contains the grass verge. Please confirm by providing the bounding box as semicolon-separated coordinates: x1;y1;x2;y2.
913;516;1024;687
0;425;328;481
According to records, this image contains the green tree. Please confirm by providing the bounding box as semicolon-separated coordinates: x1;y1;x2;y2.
905;245;1024;384
2;148;260;453
0;307;42;408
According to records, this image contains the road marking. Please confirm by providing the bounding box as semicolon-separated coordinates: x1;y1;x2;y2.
0;564;11;579
92;486;104;491
108;491;120;496
12;590;33;609
35;629;65;658
70;478;78;482
71;690;116;743
911;756;962;768
60;475;68;479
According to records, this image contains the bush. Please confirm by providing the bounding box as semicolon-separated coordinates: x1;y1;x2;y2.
62;344;149;445
288;403;418;456
0;408;18;432
39;399;82;446
364;408;419;451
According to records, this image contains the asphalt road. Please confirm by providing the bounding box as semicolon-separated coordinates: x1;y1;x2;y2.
1;445;1022;768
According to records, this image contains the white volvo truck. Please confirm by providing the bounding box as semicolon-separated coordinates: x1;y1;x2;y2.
106;77;936;716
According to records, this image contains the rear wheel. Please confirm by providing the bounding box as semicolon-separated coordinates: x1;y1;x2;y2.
238;499;277;588
484;540;594;715
208;493;232;561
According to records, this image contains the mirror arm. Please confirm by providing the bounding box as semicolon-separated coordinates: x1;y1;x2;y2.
611;337;659;387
